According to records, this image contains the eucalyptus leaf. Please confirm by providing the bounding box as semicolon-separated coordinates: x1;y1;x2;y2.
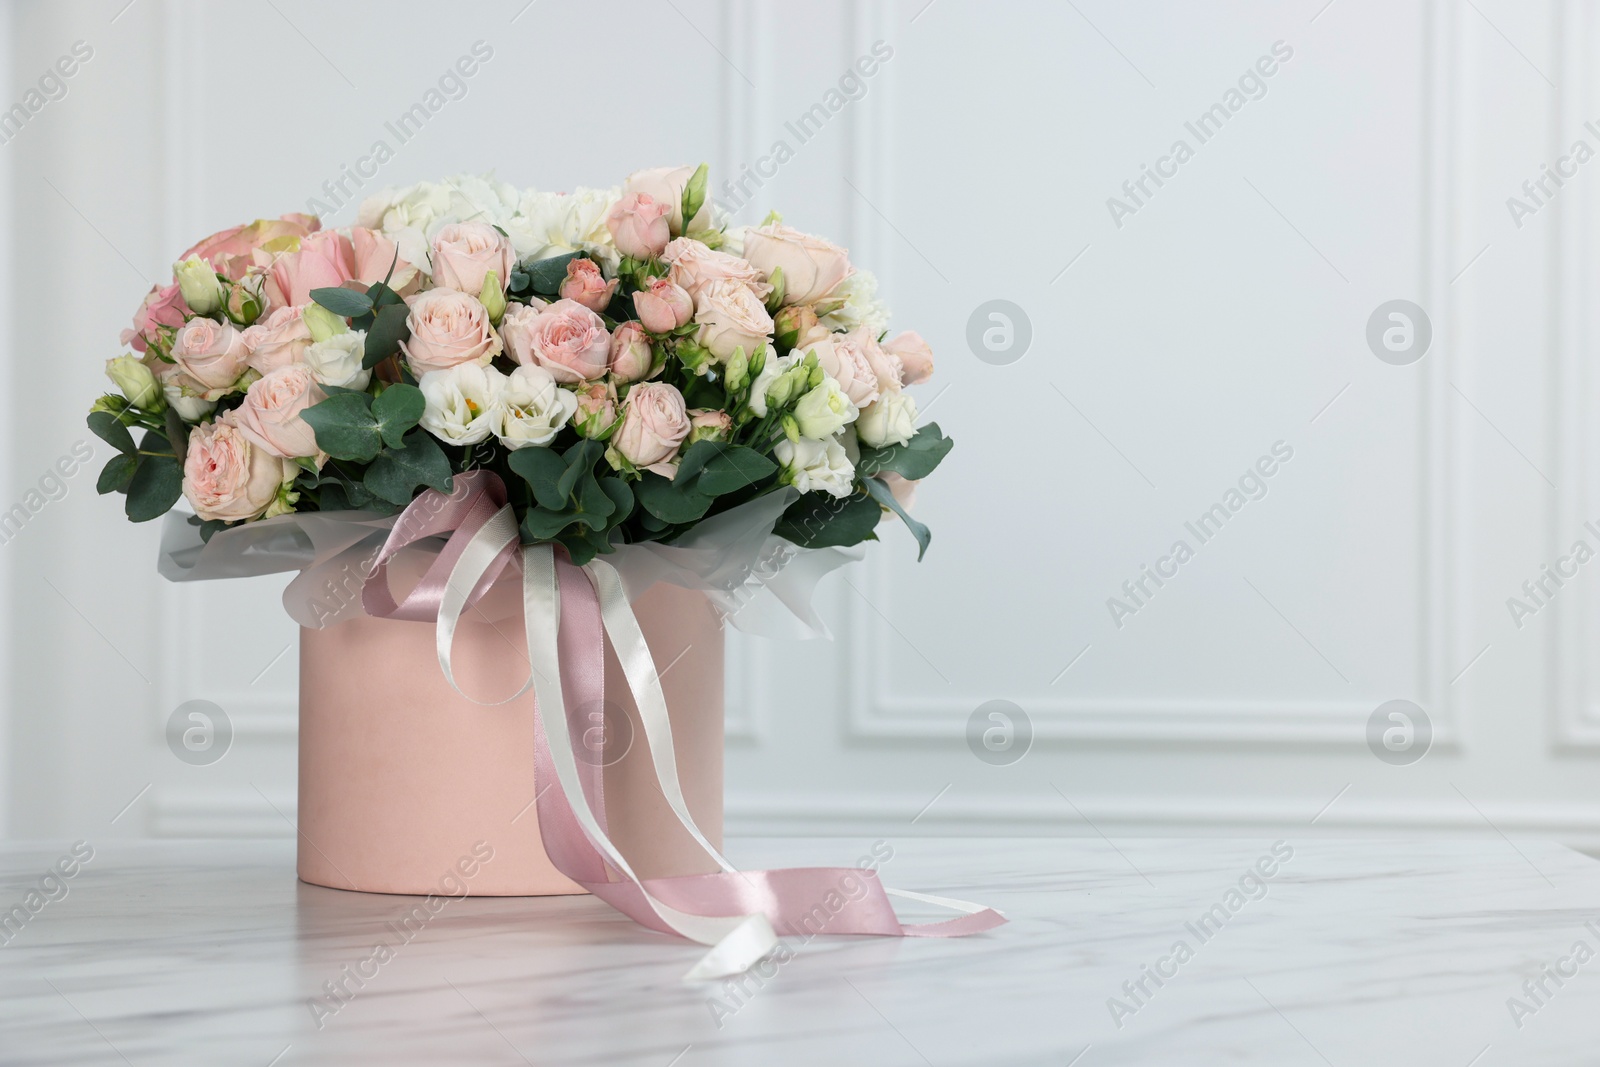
125;446;183;522
96;453;137;495
363;429;453;505
773;489;880;549
371;383;425;448
311;286;372;317
87;410;135;454
864;475;931;561
856;423;954;481
635;472;712;524
508;446;569;511
363;302;411;369
524;252;581;295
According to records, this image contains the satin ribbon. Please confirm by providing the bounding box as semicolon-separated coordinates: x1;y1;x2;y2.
364;471;1007;979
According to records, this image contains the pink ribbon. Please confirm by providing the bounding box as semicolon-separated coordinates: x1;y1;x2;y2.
363;471;1006;975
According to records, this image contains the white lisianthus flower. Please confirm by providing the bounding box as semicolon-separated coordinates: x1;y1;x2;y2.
304;331;371;390
746;347;793;417
419;363;503;446
792;377;858;439
505;187;622;272
856;390;918;448
818;268;891;336
775;435;855;498
492;365;578;449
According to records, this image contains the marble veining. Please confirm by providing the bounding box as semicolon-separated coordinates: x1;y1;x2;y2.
2;837;1599;1065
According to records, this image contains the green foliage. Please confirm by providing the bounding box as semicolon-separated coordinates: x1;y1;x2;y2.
773;489;881;549
301;384;425;463
856;423;954;481
508;439;636;550
87;410;136;454
863;475;930;561
673;441;776;497
96;453;137;495
125;431;183;522
310;286;372;318
363;302;411;369
363;429;453;505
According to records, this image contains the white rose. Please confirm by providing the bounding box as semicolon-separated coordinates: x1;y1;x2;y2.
491;365;578;450
792;377;858;439
173;255;225;316
775;436;855;498
746;347;793;417
856;390;918;448
419;363;503;446
303;332;371;390
817;269;891;336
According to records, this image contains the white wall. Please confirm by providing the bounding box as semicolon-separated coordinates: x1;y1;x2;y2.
6;0;1600;848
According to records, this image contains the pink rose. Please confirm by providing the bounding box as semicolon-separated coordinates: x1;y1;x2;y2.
572;380;620;439
182;411;296;523
430;221;515;297
812;333;879;409
686;407;732;444
741;223;853;306
399;288;503;376
662;238;771;303
608;321;654;383
633;276;693;333
501;298;610;383
266;230;355;310
170;317;250;393
234;364;324;459
843;325;903;394
558;257;619;313
181;214;320;282
122;283;191;353
692;278;775;361
241;305;313;374
623;165;710;235
351;226;419;293
883;331;933;386
614;382;690;474
605;192;672;259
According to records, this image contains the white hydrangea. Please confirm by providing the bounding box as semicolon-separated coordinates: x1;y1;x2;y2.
818;268;891;336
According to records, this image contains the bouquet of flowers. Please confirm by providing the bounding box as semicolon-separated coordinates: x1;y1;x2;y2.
88;164;951;564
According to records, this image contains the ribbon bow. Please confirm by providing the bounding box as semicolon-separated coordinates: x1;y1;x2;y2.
364;471;1005;979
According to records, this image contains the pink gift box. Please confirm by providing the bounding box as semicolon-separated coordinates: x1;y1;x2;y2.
296;574;725;897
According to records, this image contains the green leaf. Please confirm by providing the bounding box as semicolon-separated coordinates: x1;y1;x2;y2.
857;423;954;481
125;443;183;523
635;472;712;524
363;302;411;369
96;453;137;495
524;252;581;295
163;406;190;468
302;393;382;462
696;444;777;496
863;475;931;561
311;286;372;317
521;505;574;541
597;477;634;529
371;383;424;448
87;410;136;454
557;439;604;502
362;429;454;505
568;472;616;530
197;518;231;543
774;490;881;549
508;446;569;510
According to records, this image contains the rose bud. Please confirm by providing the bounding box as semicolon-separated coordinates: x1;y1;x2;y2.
558;257;619;314
686;408;732;445
773;304;819;352
605;192;673;260
572;380;620;439
633;276;694;334
105;354;164;411
608;321;655;383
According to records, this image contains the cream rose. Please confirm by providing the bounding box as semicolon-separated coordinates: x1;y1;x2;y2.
400;288;502;376
856;390;917;448
182;411;297;522
813;333;880;409
693;278;774;362
241;305;314;374
418;363;502;446
234;364;325;460
430;221;515;297
634;276;694;333
558;257;619;314
501;298;610;383
491;365;577;450
303;331;371;390
775;436;854;498
741;223;853;306
614;381;690;474
171;317;250;394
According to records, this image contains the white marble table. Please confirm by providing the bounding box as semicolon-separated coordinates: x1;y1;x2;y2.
1;836;1598;1066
